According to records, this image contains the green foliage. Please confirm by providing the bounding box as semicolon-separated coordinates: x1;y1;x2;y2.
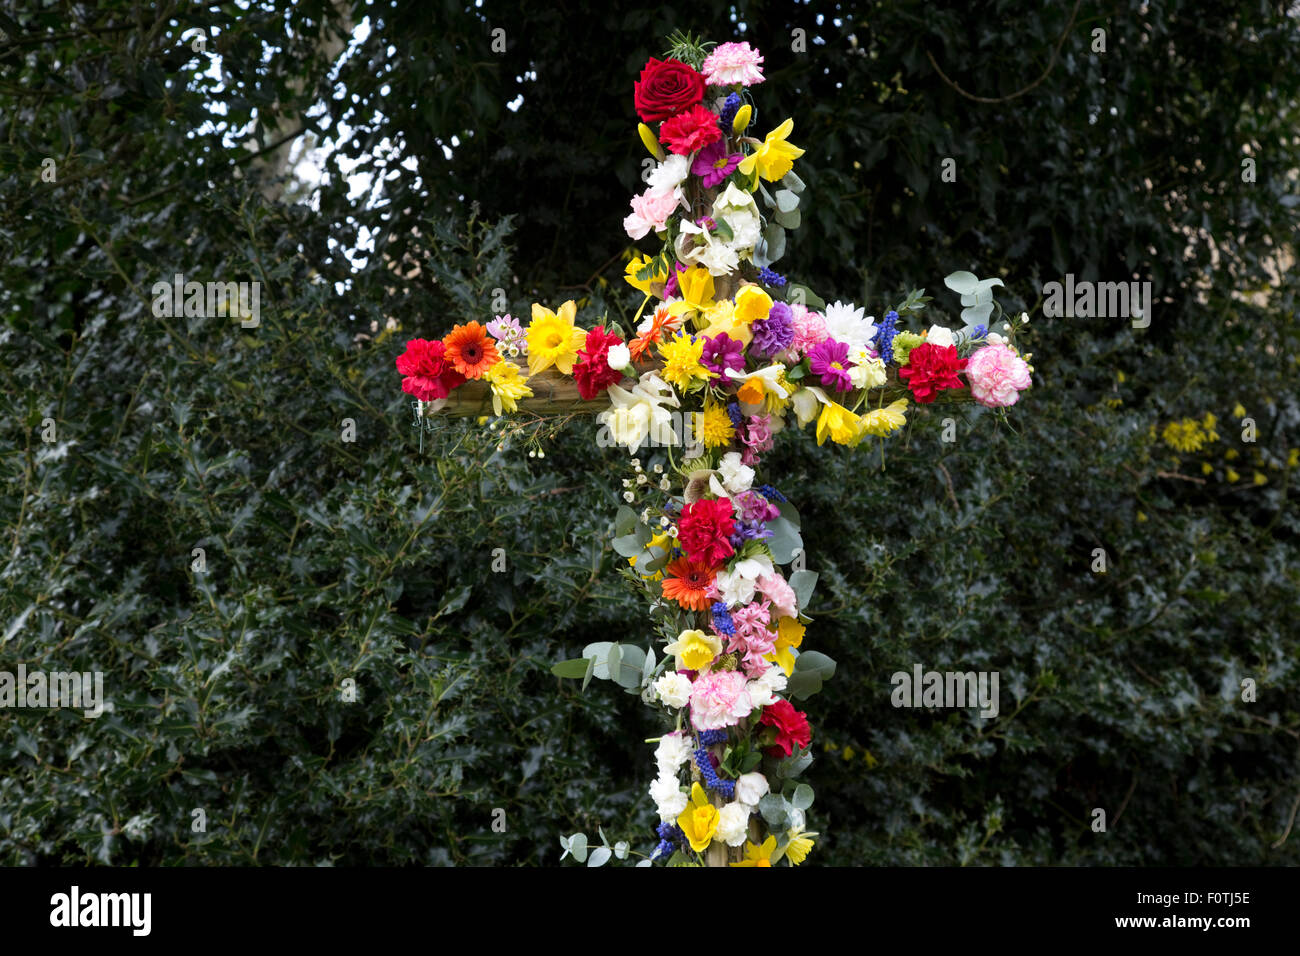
1;0;1298;867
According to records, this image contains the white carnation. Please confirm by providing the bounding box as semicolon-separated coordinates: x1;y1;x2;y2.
735;772;770;807
649;773;688;822
606;343;631;371
716;802;753;846
654;731;693;774
647;154;690;191
653;674;693;710
717;451;755;494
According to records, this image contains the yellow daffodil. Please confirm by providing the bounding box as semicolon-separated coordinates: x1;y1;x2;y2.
629;531;672;580
484;360;533;416
733;284;773;324
658;332;711;392
1253;471;1267;485
638;122;665;160
816;400;860;446
698;299;753;345
527;301;587;375
666;266;717;324
677;783;720;853
663;629;722;671
732;104;752;134
858;398;909;439
784;828;817;865
730;835;777;867
624;254;669;297
1226;467;1241;482
737;118;806;183
1232;402;1247;419
766;616;806;676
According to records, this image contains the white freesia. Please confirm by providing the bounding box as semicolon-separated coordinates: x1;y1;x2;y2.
822;301;876;351
848;351;887;389
751;664;788;699
716;802;754;846
925;324;955;348
597;373;680;453
606;343;631;371
647;154;690;191
674;220;740;276
650;773;688;822
735;772;771;807
986;331;1007;346
653;674;693;711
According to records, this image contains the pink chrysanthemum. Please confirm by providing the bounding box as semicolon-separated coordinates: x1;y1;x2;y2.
701;42;766;87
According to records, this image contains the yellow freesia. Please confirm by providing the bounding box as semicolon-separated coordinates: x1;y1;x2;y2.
527;301;586;375
677;783;720;853
737;118;806;182
484;360;533;416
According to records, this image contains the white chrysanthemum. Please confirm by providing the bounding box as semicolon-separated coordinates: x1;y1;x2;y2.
822;300;876;351
716;801;754;846
735;772;770;807
653;674;693;711
650;773;688;822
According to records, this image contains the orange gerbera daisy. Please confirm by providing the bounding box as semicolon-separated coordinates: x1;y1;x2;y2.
629;302;683;361
660;557;720;612
442;321;500;379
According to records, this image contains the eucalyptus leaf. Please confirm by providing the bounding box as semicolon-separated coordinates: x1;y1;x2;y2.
775;188;800;213
789;569;818;610
588;846;612;867
792;783;815;810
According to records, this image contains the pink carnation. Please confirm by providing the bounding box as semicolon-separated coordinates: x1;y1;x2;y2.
689;669;753;731
623;187;682;240
966;343;1032;408
701;41;766;87
758;572;798;619
790;306;829;355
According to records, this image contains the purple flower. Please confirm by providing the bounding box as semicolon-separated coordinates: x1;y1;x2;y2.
734;490;780;523
663;261;688;298
701;333;745;378
808;337;855;392
692;140;742;188
750;301;794;357
728;518;774;548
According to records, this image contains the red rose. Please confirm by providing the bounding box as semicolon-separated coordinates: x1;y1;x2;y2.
634;57;706;123
759;699;812;758
677;497;735;566
897;342;967;404
573;326;625;400
396;338;465;401
659;103;722;156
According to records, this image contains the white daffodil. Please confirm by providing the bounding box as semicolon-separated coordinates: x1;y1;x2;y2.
790;384;829;426
597;372;680;453
848;350;887;389
724;362;789;398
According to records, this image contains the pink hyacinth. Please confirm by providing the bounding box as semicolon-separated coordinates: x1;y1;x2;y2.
689;669;753;730
701;41;766;87
966;343;1033;408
